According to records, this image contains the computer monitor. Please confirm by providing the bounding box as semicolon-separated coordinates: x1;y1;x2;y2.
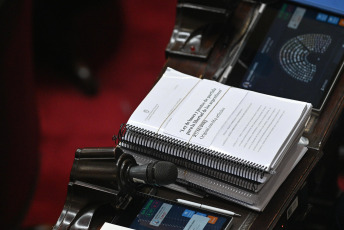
226;0;344;113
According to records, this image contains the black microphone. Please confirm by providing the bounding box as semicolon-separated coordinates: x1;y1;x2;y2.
128;161;178;186
70;147;178;190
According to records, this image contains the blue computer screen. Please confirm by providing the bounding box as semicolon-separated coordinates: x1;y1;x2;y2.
290;0;344;15
129;198;231;230
231;1;344;110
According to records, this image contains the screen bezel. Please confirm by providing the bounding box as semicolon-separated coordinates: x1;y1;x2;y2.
225;0;344;114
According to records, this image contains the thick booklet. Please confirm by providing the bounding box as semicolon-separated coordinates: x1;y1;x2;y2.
124;141;307;211
114;68;312;177
113;68;312;210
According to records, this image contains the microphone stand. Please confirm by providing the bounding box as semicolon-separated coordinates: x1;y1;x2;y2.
53;147;153;230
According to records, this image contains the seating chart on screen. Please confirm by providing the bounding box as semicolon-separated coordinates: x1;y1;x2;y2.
279;34;332;83
227;1;344;110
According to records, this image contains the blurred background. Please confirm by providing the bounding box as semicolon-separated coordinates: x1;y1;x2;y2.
1;0;176;228
1;0;344;229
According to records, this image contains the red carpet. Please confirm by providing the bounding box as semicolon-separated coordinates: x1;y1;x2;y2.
23;0;176;226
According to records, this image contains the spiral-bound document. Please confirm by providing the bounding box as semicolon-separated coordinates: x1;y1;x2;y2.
123;140;307;211
114;68;312;210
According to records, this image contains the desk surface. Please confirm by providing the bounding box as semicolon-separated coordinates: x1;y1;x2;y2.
155;1;344;229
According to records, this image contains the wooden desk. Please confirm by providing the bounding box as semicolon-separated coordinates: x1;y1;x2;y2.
155;1;344;229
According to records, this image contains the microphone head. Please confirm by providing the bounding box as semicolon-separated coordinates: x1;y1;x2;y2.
147;161;178;185
129;161;178;186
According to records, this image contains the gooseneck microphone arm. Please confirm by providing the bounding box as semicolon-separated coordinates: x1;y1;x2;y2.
53;147;177;230
69;147;137;193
